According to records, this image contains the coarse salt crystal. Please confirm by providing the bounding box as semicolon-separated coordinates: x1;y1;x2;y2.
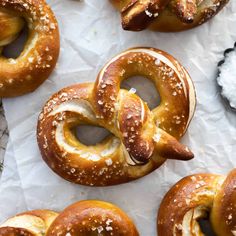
217;49;236;109
129;88;136;94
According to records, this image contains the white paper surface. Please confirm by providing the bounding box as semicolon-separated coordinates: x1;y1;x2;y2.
1;1;236;235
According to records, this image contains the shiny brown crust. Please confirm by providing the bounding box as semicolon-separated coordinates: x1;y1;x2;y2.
0;227;34;236
0;200;139;236
111;0;229;32
211;169;236;235
0;11;24;47
0;210;58;236
47;200;139;236
37;47;196;186
0;0;60;97
157;169;236;235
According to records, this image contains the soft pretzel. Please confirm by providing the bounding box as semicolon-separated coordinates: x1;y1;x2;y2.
111;0;229;31
157;169;236;235
0;0;60;98
37;47;196;186
0;200;139;236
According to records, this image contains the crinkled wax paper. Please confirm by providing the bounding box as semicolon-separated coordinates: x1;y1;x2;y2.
1;1;236;235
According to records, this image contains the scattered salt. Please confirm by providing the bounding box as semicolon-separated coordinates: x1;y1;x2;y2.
217;49;236;109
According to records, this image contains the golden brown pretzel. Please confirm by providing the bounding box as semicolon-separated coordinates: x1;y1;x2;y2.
37;47;196;186
0;209;58;236
111;0;229;31
157;169;236;235
0;200;139;236
0;0;60;98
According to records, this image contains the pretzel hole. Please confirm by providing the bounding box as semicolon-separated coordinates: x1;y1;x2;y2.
198;218;217;236
121;76;161;110
2;24;28;58
73;125;112;146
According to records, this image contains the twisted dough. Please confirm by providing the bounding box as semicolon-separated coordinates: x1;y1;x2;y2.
111;0;229;31
0;200;139;236
37;47;196;186
157;169;236;235
0;0;60;97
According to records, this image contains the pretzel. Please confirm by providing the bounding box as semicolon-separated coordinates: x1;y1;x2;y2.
0;200;139;236
157;169;236;235
0;0;60;98
37;47;196;186
111;0;229;31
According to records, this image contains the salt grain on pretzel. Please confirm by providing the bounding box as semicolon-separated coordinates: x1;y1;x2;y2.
37;47;196;186
0;0;60;97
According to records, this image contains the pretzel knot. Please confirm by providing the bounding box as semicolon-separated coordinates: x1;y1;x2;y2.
37;47;196;186
158;169;236;235
111;0;229;31
0;200;139;236
0;0;60;98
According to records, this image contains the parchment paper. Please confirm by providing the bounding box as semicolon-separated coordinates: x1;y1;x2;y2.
1;1;236;235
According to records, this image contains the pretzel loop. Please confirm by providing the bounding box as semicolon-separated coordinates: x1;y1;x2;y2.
93;48;195;164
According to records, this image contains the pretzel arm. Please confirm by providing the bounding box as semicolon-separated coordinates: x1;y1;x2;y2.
121;0;169;31
169;0;198;23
